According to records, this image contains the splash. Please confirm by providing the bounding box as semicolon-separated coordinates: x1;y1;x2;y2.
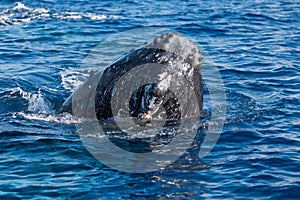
22;90;50;114
60;68;97;92
2;87;82;124
4;87;50;114
60;69;86;92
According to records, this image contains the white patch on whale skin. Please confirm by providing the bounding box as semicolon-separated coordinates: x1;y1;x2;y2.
157;72;172;92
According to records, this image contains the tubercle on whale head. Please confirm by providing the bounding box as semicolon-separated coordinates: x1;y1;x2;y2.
146;32;203;70
129;32;204;123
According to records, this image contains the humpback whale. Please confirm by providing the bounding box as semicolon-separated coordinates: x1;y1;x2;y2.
60;32;203;125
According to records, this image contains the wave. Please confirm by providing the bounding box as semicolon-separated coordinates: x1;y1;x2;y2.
0;87;50;114
0;2;119;26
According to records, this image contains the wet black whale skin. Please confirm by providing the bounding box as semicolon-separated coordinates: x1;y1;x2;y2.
60;46;203;122
94;47;203;121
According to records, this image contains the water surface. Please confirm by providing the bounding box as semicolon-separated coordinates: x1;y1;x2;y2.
0;0;299;199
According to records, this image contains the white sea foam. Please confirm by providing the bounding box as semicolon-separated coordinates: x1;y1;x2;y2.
0;2;50;26
60;69;95;92
18;112;83;124
0;2;117;26
60;69;85;92
54;12;107;20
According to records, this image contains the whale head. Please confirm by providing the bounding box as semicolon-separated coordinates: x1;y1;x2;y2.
60;32;203;125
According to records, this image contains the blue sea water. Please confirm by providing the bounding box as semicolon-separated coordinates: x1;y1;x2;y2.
0;0;299;199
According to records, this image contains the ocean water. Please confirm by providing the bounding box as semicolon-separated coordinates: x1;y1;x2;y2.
0;0;299;199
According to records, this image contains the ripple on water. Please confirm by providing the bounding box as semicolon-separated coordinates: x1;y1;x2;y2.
0;0;299;199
